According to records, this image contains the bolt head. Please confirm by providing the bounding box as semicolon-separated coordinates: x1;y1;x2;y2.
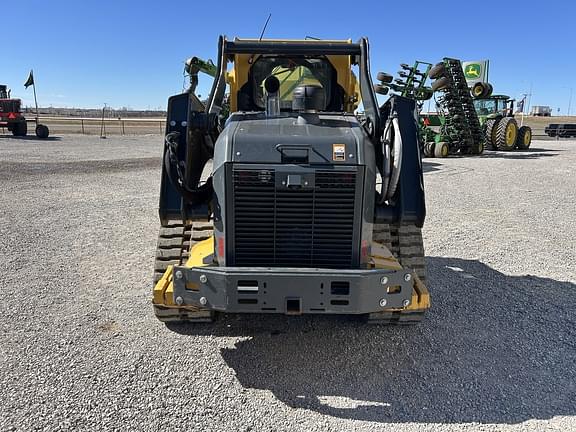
199;274;208;284
199;296;207;306
175;270;183;280
380;276;388;285
236;151;241;156
379;298;387;307
402;299;411;307
404;273;412;282
175;296;184;305
169;120;176;127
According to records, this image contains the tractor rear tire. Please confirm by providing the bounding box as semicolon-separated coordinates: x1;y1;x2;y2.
484;118;498;150
35;124;49;139
434;141;449;158
431;76;450;92
11;121;27;136
495;117;518;151
153;220;214;323
370;222;427;325
515;126;532;150
428;62;445;79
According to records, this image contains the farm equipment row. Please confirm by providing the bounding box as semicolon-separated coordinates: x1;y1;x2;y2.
380;58;533;157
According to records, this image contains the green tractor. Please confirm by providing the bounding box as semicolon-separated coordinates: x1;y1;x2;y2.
473;94;532;150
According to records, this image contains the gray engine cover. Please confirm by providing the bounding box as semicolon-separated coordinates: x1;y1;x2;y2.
212;112;376;267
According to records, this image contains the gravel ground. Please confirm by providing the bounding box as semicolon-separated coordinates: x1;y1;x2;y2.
0;134;574;432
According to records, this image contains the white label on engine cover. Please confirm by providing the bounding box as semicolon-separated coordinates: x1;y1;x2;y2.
333;144;346;161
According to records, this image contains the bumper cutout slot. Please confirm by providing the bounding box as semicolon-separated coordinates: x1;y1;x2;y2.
238;298;258;305
286;298;302;315
237;280;259;294
330;299;349;306
331;281;350;296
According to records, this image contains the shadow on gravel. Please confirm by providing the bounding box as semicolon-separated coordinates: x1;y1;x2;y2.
168;257;575;424
422;161;444;173
480;148;560;159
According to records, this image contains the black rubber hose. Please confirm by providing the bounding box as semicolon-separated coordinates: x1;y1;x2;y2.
164;132;213;204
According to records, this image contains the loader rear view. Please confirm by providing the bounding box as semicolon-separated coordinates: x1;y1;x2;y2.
153;36;430;324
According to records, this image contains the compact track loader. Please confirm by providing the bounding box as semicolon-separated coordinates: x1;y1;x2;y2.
152;36;430;324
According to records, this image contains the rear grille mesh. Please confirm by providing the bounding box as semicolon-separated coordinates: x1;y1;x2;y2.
232;169;358;268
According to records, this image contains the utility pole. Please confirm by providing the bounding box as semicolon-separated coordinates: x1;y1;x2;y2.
100;103;107;139
561;86;573;116
526;82;533;116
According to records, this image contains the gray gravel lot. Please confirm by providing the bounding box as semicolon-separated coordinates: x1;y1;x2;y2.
0;133;574;432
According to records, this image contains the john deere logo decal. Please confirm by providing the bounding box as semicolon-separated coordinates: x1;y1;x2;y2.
464;64;481;79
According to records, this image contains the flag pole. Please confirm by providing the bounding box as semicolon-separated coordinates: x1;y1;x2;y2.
31;70;39;123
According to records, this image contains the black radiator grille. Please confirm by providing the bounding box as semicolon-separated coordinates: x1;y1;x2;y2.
232;168;358;268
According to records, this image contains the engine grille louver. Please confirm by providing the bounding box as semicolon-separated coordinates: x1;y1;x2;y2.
231;168;358;268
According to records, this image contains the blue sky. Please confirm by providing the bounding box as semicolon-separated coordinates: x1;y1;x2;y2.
3;0;574;113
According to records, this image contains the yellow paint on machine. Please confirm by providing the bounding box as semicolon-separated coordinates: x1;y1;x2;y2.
152;238;213;308
227;38;360;113
153;236;430;312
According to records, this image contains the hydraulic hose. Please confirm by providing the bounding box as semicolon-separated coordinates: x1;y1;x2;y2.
378;119;392;205
386;117;402;201
164;132;213;204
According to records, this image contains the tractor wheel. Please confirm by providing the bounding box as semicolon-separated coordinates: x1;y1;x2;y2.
516;126;532;150
153;220;214;323
434;141;449;158
428;62;445;80
377;72;393;84
471;140;484;155
431;76;450;92
471;82;484;98
11;121;27;136
485;83;494;97
495;117;518;151
471;82;491;98
35;124;50;139
374;84;389;95
369;222;428;325
423;142;434;157
484;118;499;150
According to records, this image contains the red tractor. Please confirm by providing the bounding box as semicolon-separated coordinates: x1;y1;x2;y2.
0;84;49;138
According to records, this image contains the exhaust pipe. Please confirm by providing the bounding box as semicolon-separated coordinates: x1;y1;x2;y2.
264;76;280;117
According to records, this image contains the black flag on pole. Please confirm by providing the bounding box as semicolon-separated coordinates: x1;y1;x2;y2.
24;70;34;89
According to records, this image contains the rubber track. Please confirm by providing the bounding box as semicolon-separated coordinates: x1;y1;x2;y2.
369;222;427;324
153;220;214;322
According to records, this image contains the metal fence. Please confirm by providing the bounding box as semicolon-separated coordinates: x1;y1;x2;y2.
34;116;166;136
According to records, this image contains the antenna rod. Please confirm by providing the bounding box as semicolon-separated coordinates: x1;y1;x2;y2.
259;13;272;40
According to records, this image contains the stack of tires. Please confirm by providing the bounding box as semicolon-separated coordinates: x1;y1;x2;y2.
425;59;485;157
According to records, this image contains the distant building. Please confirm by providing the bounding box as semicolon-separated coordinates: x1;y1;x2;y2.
530;106;552;116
